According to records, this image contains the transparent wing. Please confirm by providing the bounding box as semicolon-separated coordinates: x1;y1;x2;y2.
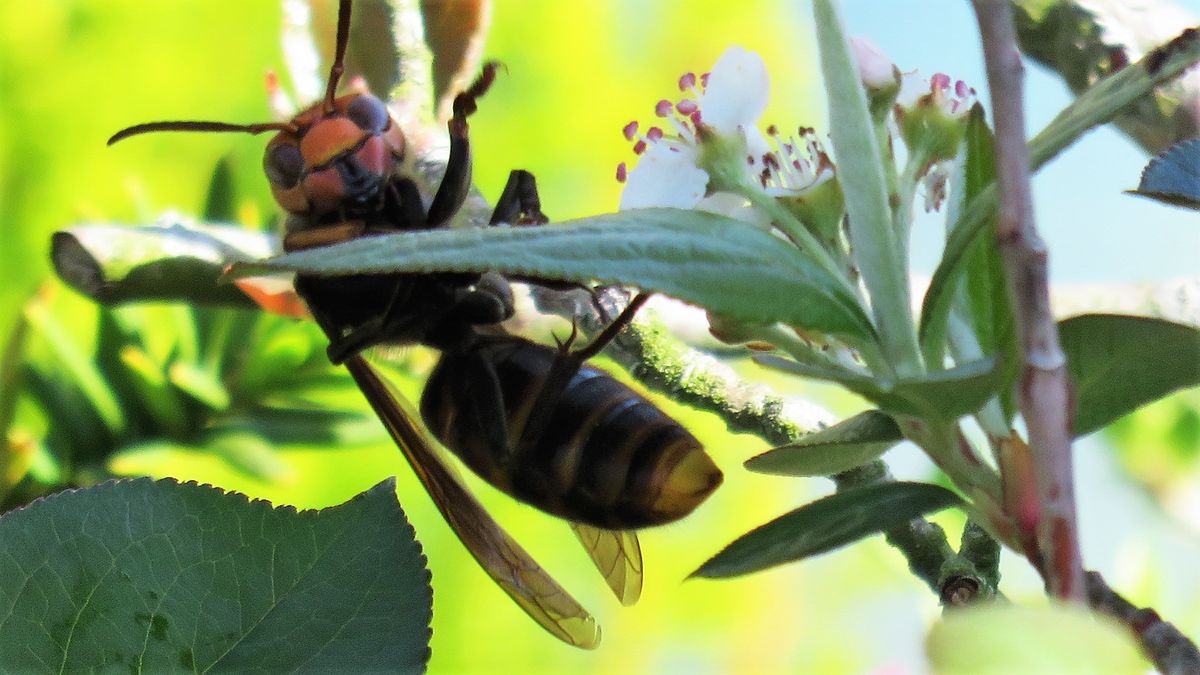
570;522;643;606
345;355;601;649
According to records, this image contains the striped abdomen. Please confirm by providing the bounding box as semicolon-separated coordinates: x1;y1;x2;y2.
420;337;722;529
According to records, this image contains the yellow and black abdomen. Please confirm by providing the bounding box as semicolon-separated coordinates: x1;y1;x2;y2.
420;337;722;529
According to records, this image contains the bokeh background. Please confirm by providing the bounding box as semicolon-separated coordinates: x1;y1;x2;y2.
1;1;1198;672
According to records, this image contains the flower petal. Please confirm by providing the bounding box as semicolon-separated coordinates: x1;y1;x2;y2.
619;143;709;210
699;46;770;134
697;192;770;228
850;37;897;91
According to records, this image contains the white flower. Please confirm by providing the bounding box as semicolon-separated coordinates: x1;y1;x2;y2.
617;48;770;211
617;47;831;221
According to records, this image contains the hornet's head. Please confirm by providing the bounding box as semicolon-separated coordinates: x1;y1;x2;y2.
108;0;402;219
261;91;406;217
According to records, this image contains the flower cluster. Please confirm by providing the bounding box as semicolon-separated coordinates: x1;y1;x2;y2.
616;43;977;219
616;47;835;223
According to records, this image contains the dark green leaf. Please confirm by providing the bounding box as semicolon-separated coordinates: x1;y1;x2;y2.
221;408;383;447
746;409;902;477
202;156;238;223
204;429;292;482
954;105;1018;420
693;482;961;578
1061;314;1200;436
51;224;274;307
1128;138;1200;210
0;311;27;443
756;355;1000;420
0;478;432;672
168;360;231;410
237;208;876;340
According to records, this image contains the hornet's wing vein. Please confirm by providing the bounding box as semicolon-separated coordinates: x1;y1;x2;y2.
345;355;600;649
570;522;643;606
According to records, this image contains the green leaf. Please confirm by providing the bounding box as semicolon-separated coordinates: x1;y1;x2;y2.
746;409;901;477
237;208;876;340
756;355;1000;420
1128;138;1200;210
919;35;1200;357
51;224;275;307
23;296;127;436
693;481;961;579
1061;314;1200;436
221;408;383;447
948;105;1018;420
204;429;293;482
0;478;432;673
0;310;28;443
118;345;190;437
812;0;917;373
927;604;1145;674
936;107;999;355
202;156;237;223
168;360;231;410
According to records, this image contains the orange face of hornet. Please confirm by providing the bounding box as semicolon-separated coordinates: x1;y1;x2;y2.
263;92;408;217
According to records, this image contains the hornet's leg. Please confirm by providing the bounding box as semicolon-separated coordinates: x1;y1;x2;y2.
510;293;652;458
490;169;548;226
490;168;592;296
425;62;500;227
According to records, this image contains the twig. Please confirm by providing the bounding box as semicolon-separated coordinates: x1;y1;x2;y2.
972;0;1084;600
1085;570;1200;674
832;461;958;595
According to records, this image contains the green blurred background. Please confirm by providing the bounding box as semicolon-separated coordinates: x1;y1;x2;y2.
2;1;1198;672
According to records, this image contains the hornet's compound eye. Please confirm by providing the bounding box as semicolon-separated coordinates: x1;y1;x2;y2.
264;143;304;189
346;94;390;134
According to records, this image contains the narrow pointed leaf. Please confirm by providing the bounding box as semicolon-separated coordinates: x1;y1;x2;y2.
757;355;1000;420
168;360;231;410
746;409;902;477
204;429;293;482
0;312;28;442
693;482;961;579
1061;314;1200;436
202;156;237;223
812;0;917;371
23;297;126;435
0;478;432;672
236;208;876;340
52;224;275;307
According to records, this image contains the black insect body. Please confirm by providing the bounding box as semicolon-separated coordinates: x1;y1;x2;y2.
109;0;720;648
